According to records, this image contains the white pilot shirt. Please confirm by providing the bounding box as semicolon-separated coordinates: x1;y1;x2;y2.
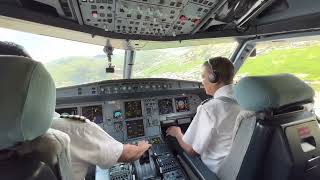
51;113;123;180
183;85;240;173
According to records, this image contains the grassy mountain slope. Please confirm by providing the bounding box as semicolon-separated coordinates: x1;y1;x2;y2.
238;44;320;91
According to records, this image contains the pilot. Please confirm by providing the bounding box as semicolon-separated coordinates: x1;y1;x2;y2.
0;41;32;58
52;112;151;180
166;57;240;173
0;41;151;180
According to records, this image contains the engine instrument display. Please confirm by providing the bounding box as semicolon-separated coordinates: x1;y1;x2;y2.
175;97;190;112
56;107;78;115
81;105;103;124
158;99;174;115
126;119;145;139
114;110;122;119
125;101;142;119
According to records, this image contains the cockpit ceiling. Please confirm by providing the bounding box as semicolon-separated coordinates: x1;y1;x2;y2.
1;0;286;37
1;0;320;45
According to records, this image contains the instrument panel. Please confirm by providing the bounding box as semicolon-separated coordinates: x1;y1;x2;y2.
56;94;201;142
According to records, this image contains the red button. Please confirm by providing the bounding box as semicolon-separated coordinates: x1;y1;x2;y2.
193;19;201;25
298;127;311;138
92;11;98;18
179;15;187;22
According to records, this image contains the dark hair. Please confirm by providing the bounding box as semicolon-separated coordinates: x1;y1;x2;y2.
203;57;235;84
0;41;31;58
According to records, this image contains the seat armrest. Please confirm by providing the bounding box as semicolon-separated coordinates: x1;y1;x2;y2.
181;152;219;180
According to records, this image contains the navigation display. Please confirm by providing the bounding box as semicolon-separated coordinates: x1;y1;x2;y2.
81;105;103;123
158;99;174;115
125;101;142;119
56;107;78;115
126;119;144;139
175;97;190;112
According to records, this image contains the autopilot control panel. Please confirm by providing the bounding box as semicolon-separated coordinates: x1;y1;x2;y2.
56;79;213;180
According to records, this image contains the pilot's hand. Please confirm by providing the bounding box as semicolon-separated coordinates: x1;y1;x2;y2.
166;126;182;138
137;140;151;151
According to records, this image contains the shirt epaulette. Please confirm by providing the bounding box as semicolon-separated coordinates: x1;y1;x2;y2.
201;98;213;105
60;114;87;122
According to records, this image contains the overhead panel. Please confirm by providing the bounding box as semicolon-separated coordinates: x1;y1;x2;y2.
78;0;221;36
168;3;210;36
79;0;116;31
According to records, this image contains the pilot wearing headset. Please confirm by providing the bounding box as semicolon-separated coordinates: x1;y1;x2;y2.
0;41;151;180
166;57;240;173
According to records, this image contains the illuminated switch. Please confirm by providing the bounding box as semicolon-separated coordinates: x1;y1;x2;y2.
192;18;201;25
92;11;98;18
179;15;187;22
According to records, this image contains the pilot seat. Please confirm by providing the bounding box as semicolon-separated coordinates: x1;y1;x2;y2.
217;74;320;180
0;56;74;180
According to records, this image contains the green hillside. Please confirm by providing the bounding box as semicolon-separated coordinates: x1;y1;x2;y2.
238;44;320;91
46;56;122;87
134;43;237;80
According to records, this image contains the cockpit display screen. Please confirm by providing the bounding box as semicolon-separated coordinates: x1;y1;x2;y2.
158;99;174;115
175;97;190;112
125;101;142;119
126;119;144;139
113;110;122;119
81;105;103;124
56;107;78;115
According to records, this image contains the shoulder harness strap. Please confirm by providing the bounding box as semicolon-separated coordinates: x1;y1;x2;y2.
215;96;238;105
201;98;213;105
60;114;88;122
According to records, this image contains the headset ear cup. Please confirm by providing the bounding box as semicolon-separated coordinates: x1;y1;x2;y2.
209;71;220;83
208;73;217;83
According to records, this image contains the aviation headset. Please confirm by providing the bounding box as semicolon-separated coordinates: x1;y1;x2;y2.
207;59;219;83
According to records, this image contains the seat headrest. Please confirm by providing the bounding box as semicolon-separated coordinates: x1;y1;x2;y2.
234;74;314;112
0;56;56;150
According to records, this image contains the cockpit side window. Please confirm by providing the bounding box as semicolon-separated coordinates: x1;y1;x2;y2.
0;27;125;88
236;40;320;116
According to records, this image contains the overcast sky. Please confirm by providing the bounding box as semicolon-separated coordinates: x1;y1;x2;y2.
0;27;123;63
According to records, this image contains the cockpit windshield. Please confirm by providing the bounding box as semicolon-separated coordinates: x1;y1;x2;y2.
133;42;238;81
0;27;238;87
